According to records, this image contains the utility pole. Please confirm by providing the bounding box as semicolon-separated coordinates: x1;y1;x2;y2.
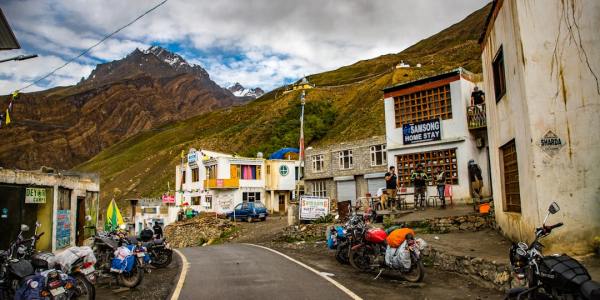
299;90;305;165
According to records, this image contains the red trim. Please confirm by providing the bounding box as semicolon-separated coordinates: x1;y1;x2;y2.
383;75;460;98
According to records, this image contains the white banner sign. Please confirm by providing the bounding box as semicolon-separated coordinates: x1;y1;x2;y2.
299;196;330;220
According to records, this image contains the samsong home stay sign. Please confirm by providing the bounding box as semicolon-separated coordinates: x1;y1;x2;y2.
402;119;441;145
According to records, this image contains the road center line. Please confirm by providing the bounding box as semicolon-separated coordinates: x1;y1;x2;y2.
245;243;363;300
170;248;190;300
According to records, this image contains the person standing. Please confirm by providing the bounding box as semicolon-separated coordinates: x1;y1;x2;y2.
153;221;163;239
383;166;398;210
435;167;447;208
468;160;484;201
411;164;429;210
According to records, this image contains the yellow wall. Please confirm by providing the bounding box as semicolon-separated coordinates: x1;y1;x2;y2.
35;187;54;251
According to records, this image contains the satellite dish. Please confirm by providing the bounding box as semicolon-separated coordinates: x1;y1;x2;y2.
257;152;264;158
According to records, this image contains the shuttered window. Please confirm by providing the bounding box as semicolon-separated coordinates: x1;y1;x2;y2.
394;84;452;127
501;140;521;212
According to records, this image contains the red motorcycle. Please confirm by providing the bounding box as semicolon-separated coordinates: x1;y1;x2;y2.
348;225;425;283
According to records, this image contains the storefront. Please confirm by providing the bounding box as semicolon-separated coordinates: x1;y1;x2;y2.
0;170;100;252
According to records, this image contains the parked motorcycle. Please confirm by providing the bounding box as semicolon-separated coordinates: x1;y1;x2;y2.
328;208;368;265
348;222;425;283
92;230;144;288
506;202;600;300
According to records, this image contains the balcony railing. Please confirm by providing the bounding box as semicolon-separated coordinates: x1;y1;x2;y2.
467;104;487;130
204;178;239;189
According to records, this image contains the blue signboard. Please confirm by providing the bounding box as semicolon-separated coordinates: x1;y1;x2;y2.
402;119;441;145
56;210;71;249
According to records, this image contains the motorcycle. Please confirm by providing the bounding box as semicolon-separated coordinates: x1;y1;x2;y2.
348;221;425;283
92;229;144;288
328;207;369;265
506;202;600;300
138;233;172;269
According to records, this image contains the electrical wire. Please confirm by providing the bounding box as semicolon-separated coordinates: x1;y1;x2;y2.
17;0;168;92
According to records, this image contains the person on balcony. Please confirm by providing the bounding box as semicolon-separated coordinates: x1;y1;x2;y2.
471;86;485;107
470;86;486;127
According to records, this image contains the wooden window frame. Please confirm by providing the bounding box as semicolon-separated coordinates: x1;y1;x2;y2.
501;139;521;213
338;150;354;170
191;168;200;182
205;195;212;209
492;46;506;102
191;196;201;206
313;180;327;197
312;154;324;172
370;144;387;166
394;84;452;128
395;148;458;187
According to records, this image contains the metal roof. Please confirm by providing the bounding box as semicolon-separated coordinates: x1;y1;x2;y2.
0;8;20;50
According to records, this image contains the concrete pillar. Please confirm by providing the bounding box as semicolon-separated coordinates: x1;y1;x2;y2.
270;190;275;213
287;204;299;226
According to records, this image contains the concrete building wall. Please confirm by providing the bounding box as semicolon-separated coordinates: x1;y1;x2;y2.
481;0;600;254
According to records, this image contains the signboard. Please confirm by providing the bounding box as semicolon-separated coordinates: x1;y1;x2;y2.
537;131;564;157
402;118;441;145
25;188;46;204
299;196;330;220
162;194;175;204
56;210;71;249
187;152;198;167
279;165;289;176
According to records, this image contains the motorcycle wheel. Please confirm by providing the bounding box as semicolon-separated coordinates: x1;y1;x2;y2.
335;243;349;265
402;260;425;283
118;265;144;288
349;246;373;272
73;274;95;300
151;249;173;268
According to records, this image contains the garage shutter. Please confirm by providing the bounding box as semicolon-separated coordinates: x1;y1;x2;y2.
337;180;356;204
367;178;386;196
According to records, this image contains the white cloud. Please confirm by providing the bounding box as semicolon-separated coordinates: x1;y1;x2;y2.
2;0;488;93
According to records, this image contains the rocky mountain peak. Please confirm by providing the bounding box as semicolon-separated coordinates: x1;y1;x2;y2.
227;82;265;98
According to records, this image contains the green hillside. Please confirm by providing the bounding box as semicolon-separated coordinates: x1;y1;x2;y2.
77;3;491;208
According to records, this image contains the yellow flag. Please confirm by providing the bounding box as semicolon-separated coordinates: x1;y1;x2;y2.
5;110;10;125
11;90;19;99
181;150;185;159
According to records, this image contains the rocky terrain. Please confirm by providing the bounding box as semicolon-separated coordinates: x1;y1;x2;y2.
0;46;247;170
227;82;265;98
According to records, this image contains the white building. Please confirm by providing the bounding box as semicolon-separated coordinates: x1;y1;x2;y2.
480;0;600;254
264;159;302;213
383;68;490;202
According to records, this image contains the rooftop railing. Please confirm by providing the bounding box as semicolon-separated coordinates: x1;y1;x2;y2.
467;104;487;130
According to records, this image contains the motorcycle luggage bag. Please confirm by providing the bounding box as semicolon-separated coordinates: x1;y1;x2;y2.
539;255;590;292
8;259;34;278
386;228;415;248
580;280;600;300
31;251;56;270
365;228;387;243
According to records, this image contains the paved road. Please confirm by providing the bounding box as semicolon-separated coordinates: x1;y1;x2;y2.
179;244;354;300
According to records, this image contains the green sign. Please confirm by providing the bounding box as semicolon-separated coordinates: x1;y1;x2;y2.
279;165;289;176
25;188;46;204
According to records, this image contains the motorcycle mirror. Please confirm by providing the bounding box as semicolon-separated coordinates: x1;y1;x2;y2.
119;224;127;230
20;224;30;232
35;221;41;228
548;202;560;214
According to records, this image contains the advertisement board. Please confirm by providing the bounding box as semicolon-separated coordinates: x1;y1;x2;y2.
402;118;441;145
162;194;175;204
299;196;330;220
56;210;71;249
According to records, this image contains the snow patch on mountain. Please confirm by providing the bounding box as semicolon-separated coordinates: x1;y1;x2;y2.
227;82;265;98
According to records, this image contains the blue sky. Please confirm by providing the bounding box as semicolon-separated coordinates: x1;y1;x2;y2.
0;0;488;95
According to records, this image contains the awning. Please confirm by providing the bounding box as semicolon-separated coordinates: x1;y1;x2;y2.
364;172;386;179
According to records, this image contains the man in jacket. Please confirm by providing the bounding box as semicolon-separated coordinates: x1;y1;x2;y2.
153;222;163;239
435;167;447;208
411;164;429;210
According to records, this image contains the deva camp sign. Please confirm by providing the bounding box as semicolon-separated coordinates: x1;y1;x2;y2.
402;118;441;145
25;188;46;204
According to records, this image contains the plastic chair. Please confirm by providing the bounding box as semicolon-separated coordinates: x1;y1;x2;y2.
444;184;453;206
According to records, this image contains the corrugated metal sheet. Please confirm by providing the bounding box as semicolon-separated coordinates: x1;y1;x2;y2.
0;9;20;50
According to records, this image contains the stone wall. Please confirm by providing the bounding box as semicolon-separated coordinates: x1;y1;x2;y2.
404;213;496;233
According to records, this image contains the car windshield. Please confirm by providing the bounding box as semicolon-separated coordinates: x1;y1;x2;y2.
253;202;265;208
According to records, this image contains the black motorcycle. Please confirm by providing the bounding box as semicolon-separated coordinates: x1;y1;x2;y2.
507;202;600;300
92;231;144;288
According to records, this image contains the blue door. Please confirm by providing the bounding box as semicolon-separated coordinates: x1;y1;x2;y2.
234;203;249;219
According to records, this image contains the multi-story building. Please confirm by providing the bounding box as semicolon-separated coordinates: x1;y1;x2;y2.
480;0;600;254
174;149;300;215
0;169;100;251
382;68;490;202
304;136;388;205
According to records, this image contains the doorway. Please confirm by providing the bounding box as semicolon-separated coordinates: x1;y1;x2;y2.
76;197;85;246
278;194;286;213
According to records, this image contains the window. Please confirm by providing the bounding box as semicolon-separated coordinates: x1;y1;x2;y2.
312;155;324;172
142;207;157;214
236;165;261;180
182;170;186;184
396;148;458;187
370;144;387;166
501;140;521;212
191;196;201;206
313;181;327;197
205;195;212;209
58;188;71;210
394;84;452;127
492;46;506;101
243;192;261;202
254;202;265;209
295;166;300;180
205;165;217;179
266;165;271;175
338;150;353;169
191;168;200;182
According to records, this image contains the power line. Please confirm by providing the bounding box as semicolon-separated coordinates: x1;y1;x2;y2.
17;0;168;92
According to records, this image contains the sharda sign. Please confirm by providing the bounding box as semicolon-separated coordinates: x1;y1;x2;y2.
402;118;441;145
